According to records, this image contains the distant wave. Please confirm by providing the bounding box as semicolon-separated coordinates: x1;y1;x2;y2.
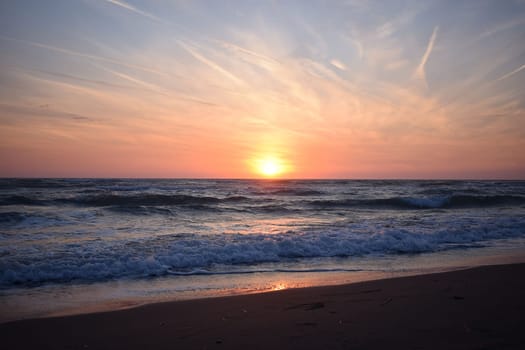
3;193;524;211
0;179;65;189
67;194;252;207
104;205;176;215
252;189;325;196
0;211;26;224
445;195;525;208
417;181;460;187
0;211;75;229
0;193;253;211
309;195;525;209
0;195;46;206
246;204;300;214
0;178;107;189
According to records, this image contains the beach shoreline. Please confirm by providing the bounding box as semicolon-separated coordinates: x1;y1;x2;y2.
3;247;525;324
2;262;524;349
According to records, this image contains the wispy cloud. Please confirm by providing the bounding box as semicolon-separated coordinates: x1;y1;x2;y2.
414;26;439;85
497;63;525;81
479;17;525;39
103;0;163;23
29;69;143;91
330;59;347;71
176;40;244;85
376;22;395;38
214;40;279;72
354;39;364;59
0;36;167;77
95;64;168;95
91;63;217;106
0;103;94;122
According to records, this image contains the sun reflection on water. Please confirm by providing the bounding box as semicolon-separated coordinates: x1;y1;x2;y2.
272;282;288;291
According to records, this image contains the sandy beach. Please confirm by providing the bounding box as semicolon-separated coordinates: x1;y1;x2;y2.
1;262;524;349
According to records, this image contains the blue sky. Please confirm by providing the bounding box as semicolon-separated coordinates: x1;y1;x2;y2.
1;0;524;178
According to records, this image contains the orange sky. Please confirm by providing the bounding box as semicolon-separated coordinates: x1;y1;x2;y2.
1;0;524;178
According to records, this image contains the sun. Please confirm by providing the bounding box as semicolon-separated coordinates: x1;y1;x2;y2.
255;157;284;177
260;159;280;176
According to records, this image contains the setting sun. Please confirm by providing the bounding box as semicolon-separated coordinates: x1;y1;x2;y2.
260;159;280;176
253;157;288;177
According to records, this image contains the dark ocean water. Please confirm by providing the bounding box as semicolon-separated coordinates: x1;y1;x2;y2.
1;179;525;290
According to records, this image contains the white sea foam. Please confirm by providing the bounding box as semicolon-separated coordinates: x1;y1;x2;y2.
1;215;524;287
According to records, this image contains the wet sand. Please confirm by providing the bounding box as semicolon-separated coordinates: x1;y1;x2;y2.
2;263;524;349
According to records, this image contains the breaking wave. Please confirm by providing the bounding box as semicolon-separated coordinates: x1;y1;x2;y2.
309;195;525;209
2;215;524;287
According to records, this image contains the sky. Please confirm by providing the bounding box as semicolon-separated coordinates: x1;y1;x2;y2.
0;0;524;179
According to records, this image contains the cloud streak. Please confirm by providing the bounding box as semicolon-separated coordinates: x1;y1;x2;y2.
176;40;244;85
103;0;163;23
0;103;94;123
330;59;347;71
497;63;525;81
414;26;439;85
0;36;168;77
479;17;525;39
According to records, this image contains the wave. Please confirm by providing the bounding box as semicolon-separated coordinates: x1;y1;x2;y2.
104;205;176;215
0;211;76;229
445;195;525;208
3;191;524;213
0;179;70;189
309;195;525;209
0;211;26;224
2;215;524;287
67;194;251;207
166;267;362;276
417;188;485;196
252;189;325;196
246;204;300;214
0;195;46;206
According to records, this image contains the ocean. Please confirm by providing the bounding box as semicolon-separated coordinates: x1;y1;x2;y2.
1;179;525;321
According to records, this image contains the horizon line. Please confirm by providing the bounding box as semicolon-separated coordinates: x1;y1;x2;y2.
1;177;524;181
